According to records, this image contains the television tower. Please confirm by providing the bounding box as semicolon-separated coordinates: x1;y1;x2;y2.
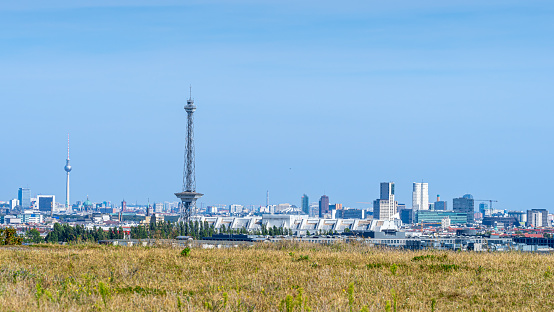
175;86;203;223
64;134;72;209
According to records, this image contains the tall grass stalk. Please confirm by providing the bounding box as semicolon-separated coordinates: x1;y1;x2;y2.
0;244;551;311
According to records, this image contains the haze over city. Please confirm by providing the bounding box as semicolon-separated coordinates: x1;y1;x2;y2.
3;3;554;311
1;0;553;211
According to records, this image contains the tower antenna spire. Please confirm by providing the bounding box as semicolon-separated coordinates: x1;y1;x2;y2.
189;85;192;100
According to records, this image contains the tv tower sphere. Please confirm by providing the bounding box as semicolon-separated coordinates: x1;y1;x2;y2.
64;161;72;172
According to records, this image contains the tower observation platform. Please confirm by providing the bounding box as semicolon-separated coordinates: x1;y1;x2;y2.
175;87;203;223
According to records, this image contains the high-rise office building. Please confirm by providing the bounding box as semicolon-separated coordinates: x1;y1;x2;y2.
309;202;318;218
412;182;429;211
396;203;410;224
229;204;244;214
319;195;329;218
374;182;398;220
434;195;447;211
507;211;527;224
478;203;489;216
301;194;309;215
380;182;394;200
334;208;365;219
9;199;18;210
18;188;31;209
399;208;413;224
527;209;548;227
154;202;164;213
164;201;178;213
37;195;55;213
453;194;475;224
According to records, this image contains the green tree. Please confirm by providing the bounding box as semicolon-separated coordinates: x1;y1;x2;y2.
25;229;43;243
0;228;22;245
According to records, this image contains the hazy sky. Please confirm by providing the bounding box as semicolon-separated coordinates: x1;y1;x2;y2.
1;1;553;211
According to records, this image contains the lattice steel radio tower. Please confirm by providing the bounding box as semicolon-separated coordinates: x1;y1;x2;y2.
175;87;203;223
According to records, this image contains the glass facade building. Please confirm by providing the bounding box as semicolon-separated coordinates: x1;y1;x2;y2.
38;195;55;212
412;182;429;211
416;210;468;225
400;208;413;224
301;194;309;215
318;195;329;218
380;182;394;200
434;201;447;210
453;194;475;224
374;182;398;221
18;188;31;209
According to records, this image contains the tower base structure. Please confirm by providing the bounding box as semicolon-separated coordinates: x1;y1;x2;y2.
175;191;203;223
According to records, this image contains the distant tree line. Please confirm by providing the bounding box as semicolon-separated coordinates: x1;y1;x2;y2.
305;229;338;236
17;220;300;244
130;221;296;239
44;223;126;243
130;221;183;239
131;220;219;239
254;224;293;236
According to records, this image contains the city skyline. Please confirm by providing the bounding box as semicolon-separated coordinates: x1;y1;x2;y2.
2;141;551;212
1;1;553;211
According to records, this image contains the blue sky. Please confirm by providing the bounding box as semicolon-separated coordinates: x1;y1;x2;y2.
1;1;553;210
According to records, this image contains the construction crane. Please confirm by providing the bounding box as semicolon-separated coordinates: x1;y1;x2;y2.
474;199;498;210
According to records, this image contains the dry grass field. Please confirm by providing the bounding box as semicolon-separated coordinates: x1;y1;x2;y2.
1;242;554;311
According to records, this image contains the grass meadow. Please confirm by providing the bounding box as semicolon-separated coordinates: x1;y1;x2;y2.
1;242;553;311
